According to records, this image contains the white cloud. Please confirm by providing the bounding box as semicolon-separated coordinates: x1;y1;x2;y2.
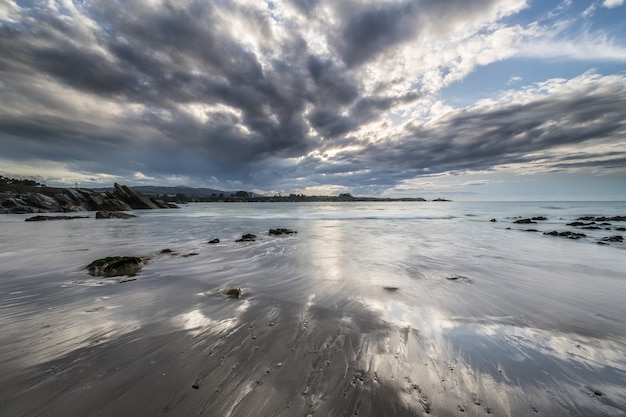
603;0;624;8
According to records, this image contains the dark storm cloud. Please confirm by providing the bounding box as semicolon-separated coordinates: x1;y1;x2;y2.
334;0;509;67
1;0;625;193
338;1;420;67
0;0;323;173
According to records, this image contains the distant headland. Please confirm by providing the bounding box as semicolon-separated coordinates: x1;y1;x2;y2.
0;176;448;214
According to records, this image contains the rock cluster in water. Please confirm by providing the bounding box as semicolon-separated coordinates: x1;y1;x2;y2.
502;214;624;246
1;183;178;214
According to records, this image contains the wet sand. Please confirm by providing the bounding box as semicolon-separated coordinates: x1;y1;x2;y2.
2;284;625;417
1;204;626;416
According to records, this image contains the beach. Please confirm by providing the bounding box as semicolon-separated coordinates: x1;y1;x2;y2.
1;201;625;416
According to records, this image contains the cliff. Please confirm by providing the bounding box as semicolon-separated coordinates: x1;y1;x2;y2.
0;183;178;214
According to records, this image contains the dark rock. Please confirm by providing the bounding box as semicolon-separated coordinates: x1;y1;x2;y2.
567;221;595;227
111;183;176;210
269;228;297;235
446;275;472;283
513;218;536;224
543;231;586;239
581;226;602;230
25;215;90;221
160;249;174;254
490;219;497;222
600;235;623;243
236;234;257;242
383;287;399;292
181;253;199;257
577;216;626;222
208;239;220;244
531;216;548;221
87;256;149;277
616;227;626;232
524;229;540;232
222;287;242;298
1;183;178;214
95;211;136;219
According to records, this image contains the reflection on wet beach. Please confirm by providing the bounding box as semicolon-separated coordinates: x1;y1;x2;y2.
1;201;625;416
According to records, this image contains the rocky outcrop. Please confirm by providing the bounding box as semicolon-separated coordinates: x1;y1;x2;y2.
0;183;178;214
25;215;90;221
95;211;137;219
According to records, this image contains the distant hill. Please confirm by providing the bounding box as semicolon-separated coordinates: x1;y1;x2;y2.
91;185;228;197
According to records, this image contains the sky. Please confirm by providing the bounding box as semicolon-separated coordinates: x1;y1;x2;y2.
1;0;625;200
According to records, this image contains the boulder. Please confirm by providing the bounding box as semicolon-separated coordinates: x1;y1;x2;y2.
236;234;257;242
514;218;536;224
208;238;220;244
269;228;297;235
87;256;149;277
222;287;242;299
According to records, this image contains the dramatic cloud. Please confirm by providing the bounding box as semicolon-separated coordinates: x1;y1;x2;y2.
0;0;625;198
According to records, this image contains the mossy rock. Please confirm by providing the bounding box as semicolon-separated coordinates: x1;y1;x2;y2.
87;256;149;277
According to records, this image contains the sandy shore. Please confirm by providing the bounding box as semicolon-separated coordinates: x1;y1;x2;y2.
2;285;624;417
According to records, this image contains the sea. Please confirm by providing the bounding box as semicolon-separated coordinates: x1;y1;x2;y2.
1;201;625;415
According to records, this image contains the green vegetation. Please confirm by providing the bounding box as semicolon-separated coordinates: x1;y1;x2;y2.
0;176;65;197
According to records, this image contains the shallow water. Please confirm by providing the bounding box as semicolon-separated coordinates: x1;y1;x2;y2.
1;201;625;416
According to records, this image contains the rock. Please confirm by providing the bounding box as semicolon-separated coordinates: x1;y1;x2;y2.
95;211;136;219
514;218;536;224
490;219;497;222
208;238;220;244
111;183;176;210
543;231;586;239
236;234;257;242
567;221;595;227
87;256;149;277
531;216;548;221
600;235;623;243
577;216;626;222
524;229;540;232
160;248;174;254
222;287;242;298
25;215;90;221
1;183;178;214
269;228;297;235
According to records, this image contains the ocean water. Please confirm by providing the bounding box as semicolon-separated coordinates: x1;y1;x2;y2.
1;201;625;415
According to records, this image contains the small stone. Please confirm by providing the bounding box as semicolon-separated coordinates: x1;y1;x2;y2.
222;287;242;298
